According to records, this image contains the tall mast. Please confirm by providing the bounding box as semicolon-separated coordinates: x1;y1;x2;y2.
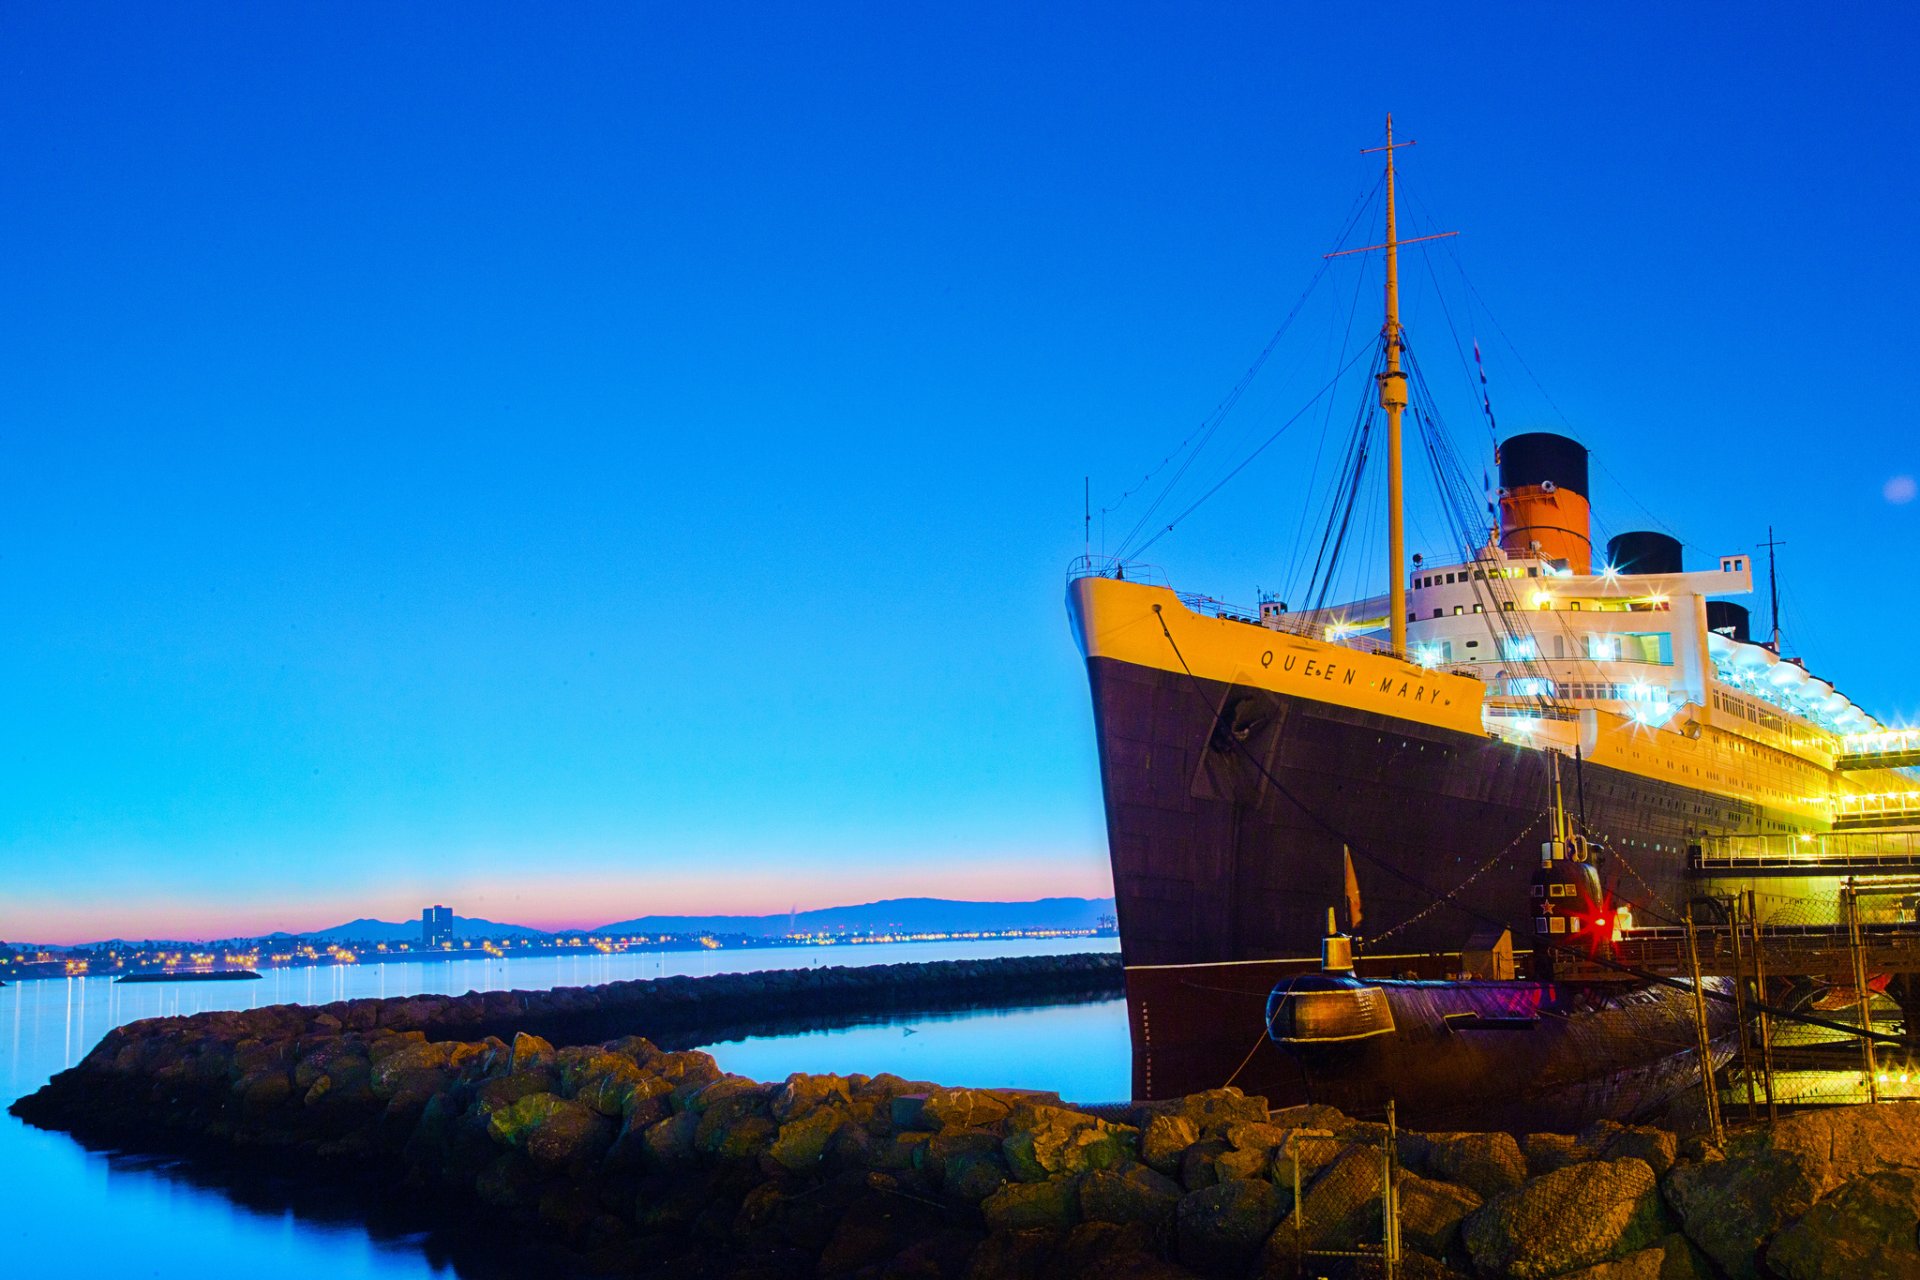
1379;115;1410;658
1761;526;1786;652
1333;117;1453;657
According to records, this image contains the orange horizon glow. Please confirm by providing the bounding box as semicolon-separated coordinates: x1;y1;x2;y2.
5;859;1116;947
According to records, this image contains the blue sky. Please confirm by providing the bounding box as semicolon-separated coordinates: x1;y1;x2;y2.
2;4;1914;942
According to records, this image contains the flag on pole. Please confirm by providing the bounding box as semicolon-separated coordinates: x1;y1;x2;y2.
1343;846;1363;933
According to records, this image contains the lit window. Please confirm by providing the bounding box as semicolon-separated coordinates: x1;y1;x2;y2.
1453;605;1464;616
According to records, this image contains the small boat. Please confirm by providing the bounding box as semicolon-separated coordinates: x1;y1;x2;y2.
115;970;263;984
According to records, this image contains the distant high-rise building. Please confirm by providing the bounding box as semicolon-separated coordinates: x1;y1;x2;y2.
422;904;454;947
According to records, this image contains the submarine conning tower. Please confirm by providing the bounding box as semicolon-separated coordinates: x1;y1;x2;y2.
1498;431;1592;575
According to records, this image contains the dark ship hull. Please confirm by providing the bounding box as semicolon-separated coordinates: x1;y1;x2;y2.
1073;578;1768;1124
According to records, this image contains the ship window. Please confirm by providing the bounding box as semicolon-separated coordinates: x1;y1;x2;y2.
1453;605;1464;616
1464;640;1479;649
1473;603;1484;613
1570;602;1582;611
1446;573;1457;583
1502;602;1517;612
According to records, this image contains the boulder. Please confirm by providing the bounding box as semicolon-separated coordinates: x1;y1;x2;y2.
1523;1131;1583;1177
1424;1130;1526;1199
922;1087;1029;1130
1664;1102;1920;1279
1394;1169;1482;1258
771;1072;854;1122
567;1053;650;1117
982;1177;1080;1231
1179;1139;1231;1191
1581;1120;1678;1177
1001;1105;1136;1182
1263;1145;1383;1256
1171;1088;1270;1138
1764;1170;1920;1280
485;1092;613;1168
768;1106;846;1172
508;1032;554;1073
1463;1157;1666;1280
1080;1165;1184;1232
369;1039;455;1099
1266;1102;1349;1131
640;1109;700;1167
1140;1114;1199;1176
1554;1232;1707;1279
945;1150;1012;1202
1213;1146;1269;1182
1176;1179;1281;1274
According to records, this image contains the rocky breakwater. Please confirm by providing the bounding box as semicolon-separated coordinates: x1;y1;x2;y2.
11;969;1920;1280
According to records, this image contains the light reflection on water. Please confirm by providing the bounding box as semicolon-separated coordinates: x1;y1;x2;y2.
0;939;1122;1275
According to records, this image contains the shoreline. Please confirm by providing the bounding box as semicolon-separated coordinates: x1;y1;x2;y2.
15;953;1920;1279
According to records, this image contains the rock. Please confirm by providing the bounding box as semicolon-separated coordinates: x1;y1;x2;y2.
508;1032;554;1073
1224;1121;1291;1153
1001;1105;1136;1182
1080;1164;1184;1232
1140;1114;1198;1175
1172;1088;1269;1138
1555;1231;1707;1279
369;1039;455;1099
923;1087;1027;1130
1176;1178;1280;1274
1266;1102;1348;1131
1523;1131;1584;1177
1055;1220;1186;1280
1765;1170;1920;1280
769;1107;845;1172
1395;1169;1482;1258
1214;1146;1269;1182
1262;1145;1383;1257
1463;1157;1666;1280
1425;1130;1526;1199
641;1109;700;1167
771;1072;853;1122
982;1177;1080;1231
965;1226;1059;1279
945;1150;1012;1202
485;1092;612;1167
1582;1120;1679;1177
1179;1139;1231;1191
1665;1102;1920;1279
566;1053;649;1117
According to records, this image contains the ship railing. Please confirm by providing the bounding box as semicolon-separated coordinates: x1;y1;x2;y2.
1065;555;1173;589
1694;830;1920;869
1484;700;1582;723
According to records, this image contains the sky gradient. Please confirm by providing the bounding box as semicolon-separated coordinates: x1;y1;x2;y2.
3;4;1916;943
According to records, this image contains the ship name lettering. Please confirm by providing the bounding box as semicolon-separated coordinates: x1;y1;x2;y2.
1303;659;1319;677
1260;651;1273;668
1343;669;1357;685
1282;655;1298;673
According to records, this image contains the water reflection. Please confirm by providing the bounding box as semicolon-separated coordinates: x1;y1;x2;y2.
1;940;1120;1276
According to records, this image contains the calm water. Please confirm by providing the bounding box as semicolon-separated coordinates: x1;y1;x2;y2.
0;939;1126;1274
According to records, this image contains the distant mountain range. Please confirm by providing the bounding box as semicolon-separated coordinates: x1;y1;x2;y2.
306;916;557;943
593;897;1116;937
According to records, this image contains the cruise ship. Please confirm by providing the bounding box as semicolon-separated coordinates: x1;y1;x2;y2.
1066;120;1920;1111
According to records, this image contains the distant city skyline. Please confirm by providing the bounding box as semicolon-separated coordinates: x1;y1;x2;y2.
4;5;1915;943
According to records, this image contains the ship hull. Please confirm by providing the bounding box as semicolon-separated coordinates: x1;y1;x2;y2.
1070;575;1773;1120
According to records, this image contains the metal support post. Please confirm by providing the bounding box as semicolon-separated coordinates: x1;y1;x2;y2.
1746;889;1777;1121
1684;903;1725;1146
1383;1099;1401;1278
1846;879;1880;1103
1726;892;1756;1119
